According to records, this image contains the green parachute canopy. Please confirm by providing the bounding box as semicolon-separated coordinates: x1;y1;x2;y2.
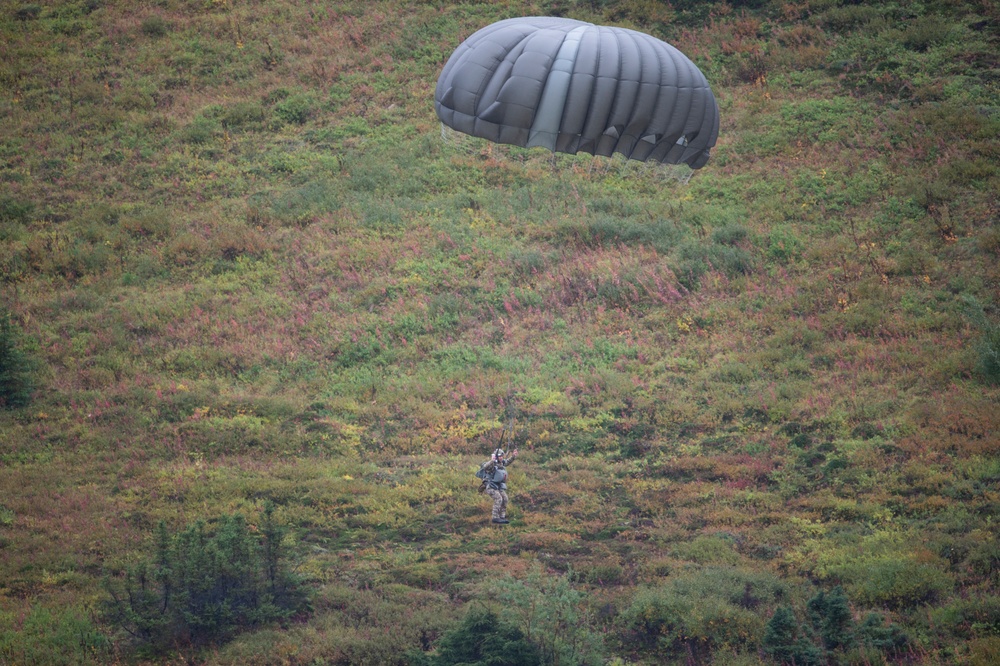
435;17;719;169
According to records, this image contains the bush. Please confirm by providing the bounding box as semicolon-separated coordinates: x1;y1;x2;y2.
0;196;34;228
140;15;168;37
222;101;267;130
807;586;853;652
851;557;952;609
0;604;112;664
897;15;953;52
274;93;317;125
479;564;605;665
675;239;754;289
764;589;908;665
13;4;41;21
409;607;541;666
857;612;909;653
763;606;824;666
766;227;804;264
621;567;786;662
0;309;36;409
102;505;309;654
961;295;1000;384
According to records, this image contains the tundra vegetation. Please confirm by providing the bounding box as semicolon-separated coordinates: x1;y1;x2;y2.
1;0;998;664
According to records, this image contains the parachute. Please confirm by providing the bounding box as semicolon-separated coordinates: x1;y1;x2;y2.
435;17;719;169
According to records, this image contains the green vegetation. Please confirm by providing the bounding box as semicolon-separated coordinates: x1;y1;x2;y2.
408;608;543;666
101;506;308;655
0;0;997;664
0;307;36;408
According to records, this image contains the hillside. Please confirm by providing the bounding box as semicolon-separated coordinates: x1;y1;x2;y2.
1;0;998;664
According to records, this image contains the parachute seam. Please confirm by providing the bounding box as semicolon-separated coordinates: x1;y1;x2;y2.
527;27;572;148
622;28;652;160
677;54;700;160
655;44;683;163
645;39;672;160
574;24;601;155
602;27;626;156
610;29;635;160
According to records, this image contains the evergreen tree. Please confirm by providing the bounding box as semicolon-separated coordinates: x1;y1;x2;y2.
763;605;824;666
962;295;1000;384
807;586;854;651
0;308;35;409
763;606;798;664
103;511;308;654
858;612;909;653
481;564;604;665
414;607;541;666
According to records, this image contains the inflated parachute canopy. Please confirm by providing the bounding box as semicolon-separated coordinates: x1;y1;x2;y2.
435;17;719;169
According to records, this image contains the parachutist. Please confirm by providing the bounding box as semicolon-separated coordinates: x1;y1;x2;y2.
477;446;519;525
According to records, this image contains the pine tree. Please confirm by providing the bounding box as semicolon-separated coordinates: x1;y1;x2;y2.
0;309;35;409
807;586;854;652
763;606;798;664
858;612;909;653
424;608;542;666
103;512;308;654
763;605;825;666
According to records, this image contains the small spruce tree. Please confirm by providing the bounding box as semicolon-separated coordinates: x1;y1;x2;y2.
858;612;909;653
961;295;1000;384
807;586;854;652
0;308;36;409
763;605;825;666
103;507;308;654
409;608;541;666
763;606;798;664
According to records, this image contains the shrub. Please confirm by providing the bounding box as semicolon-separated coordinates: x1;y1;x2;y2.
102;506;309;654
479;564;605;666
508;248;548;276
766;227;804;264
0;308;36;409
897;15;953;52
711;224;749;246
0;604;112;664
222;101;267;130
274;93;317;125
140;15;168;37
807;586;853;652
850;557;952;609
675;240;754;289
181;116;221;144
961;295;1000;384
763;606;824;666
408;607;541;666
0;196;34;229
13;4;41;21
856;612;909;653
621;567;786;662
555;216;682;254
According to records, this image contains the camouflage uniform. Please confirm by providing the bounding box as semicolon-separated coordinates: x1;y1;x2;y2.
481;449;516;523
485;486;508;521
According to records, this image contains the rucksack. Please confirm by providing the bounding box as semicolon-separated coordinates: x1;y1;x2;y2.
475;460;496;480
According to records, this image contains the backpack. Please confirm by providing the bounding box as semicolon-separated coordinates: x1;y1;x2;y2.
475;460;496;480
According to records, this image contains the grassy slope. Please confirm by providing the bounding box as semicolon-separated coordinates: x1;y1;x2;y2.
1;0;998;663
